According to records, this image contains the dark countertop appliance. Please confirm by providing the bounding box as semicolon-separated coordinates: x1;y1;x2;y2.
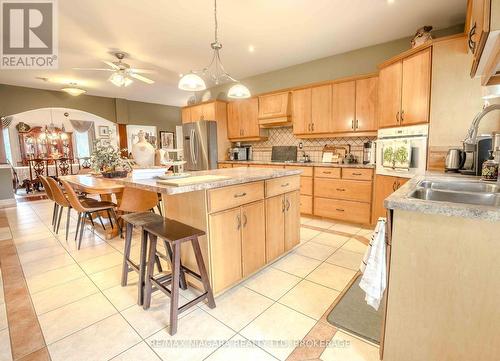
271;146;297;162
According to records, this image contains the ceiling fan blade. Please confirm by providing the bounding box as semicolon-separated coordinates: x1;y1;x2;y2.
103;60;120;70
129;68;155;74
73;67;114;71
129;73;155;84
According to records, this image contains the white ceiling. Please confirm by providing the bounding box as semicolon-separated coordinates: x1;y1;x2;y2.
0;0;466;107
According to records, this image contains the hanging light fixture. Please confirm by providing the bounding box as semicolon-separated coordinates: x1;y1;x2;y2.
178;0;251;99
61;82;86;96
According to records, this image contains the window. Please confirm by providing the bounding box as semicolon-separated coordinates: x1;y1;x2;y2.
2;128;12;163
74;130;90;158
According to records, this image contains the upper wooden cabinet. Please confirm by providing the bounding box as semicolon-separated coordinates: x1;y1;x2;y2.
311;85;333;133
332;81;356;132
181;100;226;123
258;92;292;126
181;107;191;123
291;88;311;135
227;98;266;140
378;48;431;128
355;77;378;131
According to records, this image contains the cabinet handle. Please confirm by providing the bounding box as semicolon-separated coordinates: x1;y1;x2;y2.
242;213;248;227
234;192;247;198
336;208;345;212
396;181;401;189
468;22;477;53
352;172;362;176
396;111;400;123
323;171;332;174
308;124;311;132
281;183;290;187
392;181;397;191
282;198;285;212
400;110;405;122
236;214;241;230
286;199;290;211
355;119;359;129
336;188;346;192
312;123;314;131
351;120;354;130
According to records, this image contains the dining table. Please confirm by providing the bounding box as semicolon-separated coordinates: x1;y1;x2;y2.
60;174;125;239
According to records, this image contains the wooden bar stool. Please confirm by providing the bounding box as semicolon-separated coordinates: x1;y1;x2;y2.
143;219;216;335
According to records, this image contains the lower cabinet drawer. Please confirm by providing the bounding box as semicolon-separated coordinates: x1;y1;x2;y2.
218;163;233;169
314;197;371;224
314;178;372;202
300;176;313;196
266;175;301;197
342;168;373;181
314;167;341;179
208;181;264;213
300;195;313;214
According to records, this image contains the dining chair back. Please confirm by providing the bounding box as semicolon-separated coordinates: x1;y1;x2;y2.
54;158;73;177
59;179;85;212
27;158;48;192
46;177;70;208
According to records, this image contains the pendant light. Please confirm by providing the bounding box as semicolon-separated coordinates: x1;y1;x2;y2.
178;0;251;99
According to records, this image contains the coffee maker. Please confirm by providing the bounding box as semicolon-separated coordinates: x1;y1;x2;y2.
459;136;492;175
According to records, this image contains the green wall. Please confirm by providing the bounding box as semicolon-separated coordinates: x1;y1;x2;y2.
208;24;464;99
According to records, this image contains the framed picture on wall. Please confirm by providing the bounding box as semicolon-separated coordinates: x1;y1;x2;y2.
98;125;110;138
160;131;175;149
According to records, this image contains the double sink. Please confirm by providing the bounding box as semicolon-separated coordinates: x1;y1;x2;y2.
410;179;500;207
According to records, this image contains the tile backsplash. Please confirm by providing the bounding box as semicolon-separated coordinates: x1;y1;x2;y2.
233;127;375;163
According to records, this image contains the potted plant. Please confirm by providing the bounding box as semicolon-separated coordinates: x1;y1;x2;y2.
90;139;131;178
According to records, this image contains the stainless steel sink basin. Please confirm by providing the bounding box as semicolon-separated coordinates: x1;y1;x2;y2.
410;188;500;207
417;180;500;193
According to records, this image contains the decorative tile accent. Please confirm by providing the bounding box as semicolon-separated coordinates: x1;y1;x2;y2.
242;127;375;163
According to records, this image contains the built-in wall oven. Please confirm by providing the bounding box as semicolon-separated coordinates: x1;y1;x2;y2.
375;124;429;179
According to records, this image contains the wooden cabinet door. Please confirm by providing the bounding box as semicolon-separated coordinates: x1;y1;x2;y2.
311;84;332;133
265;195;285;262
241;200;266;277
355;77;378;131
201;103;216;120
371;175;399;224
401;48;431;125
292;88;311;134
190;105;203;122
258;92;289;119
284;191;300;252
241;98;259;138
181;107;191;123
378;61;402;128
332;81;356;132
209;208;242;292
227;102;241;139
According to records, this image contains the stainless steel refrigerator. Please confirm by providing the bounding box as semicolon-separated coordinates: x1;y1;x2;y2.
182;120;218;171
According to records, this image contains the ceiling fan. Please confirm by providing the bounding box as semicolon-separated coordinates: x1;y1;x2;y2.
73;52;155;87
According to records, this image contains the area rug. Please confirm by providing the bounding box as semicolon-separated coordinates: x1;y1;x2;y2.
326;274;384;344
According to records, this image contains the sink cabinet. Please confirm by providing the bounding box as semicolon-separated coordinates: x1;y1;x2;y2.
372;175;408;223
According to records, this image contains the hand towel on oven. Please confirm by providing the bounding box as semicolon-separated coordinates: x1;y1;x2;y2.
359;217;387;311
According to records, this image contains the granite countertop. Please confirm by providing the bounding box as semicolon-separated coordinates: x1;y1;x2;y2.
218;160;375;169
114;167;302;195
385;172;500;222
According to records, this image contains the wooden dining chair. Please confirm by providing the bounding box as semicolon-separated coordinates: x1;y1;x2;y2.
77;157;92;174
54;157;73;178
27;158;48;192
60;179;119;249
39;175;59;231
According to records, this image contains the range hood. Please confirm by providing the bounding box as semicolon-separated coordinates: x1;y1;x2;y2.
257;91;292;127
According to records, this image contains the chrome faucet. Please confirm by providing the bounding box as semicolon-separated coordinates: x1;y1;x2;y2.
463;103;500;147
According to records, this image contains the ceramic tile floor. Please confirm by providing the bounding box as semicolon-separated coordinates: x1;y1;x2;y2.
0;200;380;361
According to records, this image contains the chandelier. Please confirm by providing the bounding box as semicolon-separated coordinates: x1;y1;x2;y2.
178;0;251;99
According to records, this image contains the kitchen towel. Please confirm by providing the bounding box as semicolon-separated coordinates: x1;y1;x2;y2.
359;218;387;311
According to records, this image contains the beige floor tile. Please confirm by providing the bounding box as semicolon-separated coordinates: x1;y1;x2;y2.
305;218;335;229
300;216;314;225
271;253;321;278
48;313;141;361
0;329;12;361
357;227;375;237
293;242;336;261
39;293;117;344
326;249;365;270
299;227;321;241
244;267;300;301
103;283;140;311
121;293;196;338
279;280;340;320
111;342;161;361
26;264;86;294
321;331;380;361
61;233;107;251
306;263;356;292
14;237;61;254
18;244;67;265
89;264;138;290
79;251;123;274
240;303;316;361
201;286;274;331
342;239;368;254
330;222;362;235
205;334;277;361
31;277;99;315
147;308;235;361
21;253;76;278
68;242;116;262
310;232;350;248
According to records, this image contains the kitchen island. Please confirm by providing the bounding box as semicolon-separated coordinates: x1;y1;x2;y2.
380;173;500;361
116;167;302;294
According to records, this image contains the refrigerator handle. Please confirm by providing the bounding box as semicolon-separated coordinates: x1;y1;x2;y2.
190;129;197;165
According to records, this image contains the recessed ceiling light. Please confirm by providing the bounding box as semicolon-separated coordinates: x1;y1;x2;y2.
61;83;86;96
248;45;255;53
387;0;395;4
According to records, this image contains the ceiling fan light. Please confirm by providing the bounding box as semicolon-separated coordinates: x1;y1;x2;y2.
109;72;133;87
178;72;206;91
227;83;251;99
61;87;86;96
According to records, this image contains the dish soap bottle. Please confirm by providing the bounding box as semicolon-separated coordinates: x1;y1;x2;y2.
481;151;498;181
